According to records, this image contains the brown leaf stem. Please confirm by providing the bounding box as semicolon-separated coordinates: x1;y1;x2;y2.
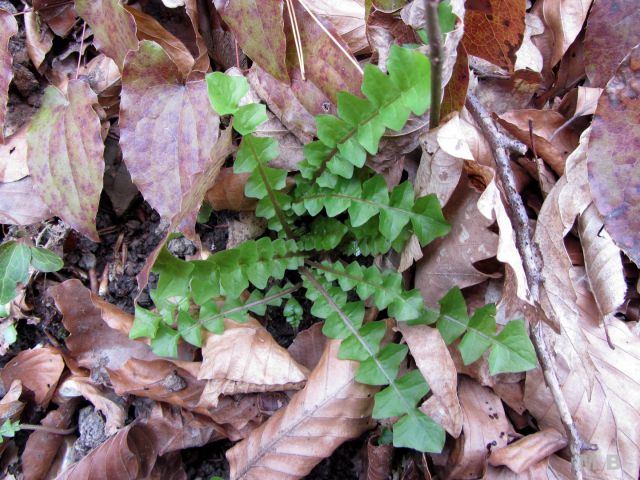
465;92;596;480
424;0;443;129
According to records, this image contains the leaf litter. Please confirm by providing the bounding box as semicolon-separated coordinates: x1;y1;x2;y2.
0;0;639;478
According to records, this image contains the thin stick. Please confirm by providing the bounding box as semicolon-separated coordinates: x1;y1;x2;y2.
424;0;443;129
75;21;87;81
20;423;76;435
465;92;596;480
234;39;240;70
285;0;306;80
296;0;363;75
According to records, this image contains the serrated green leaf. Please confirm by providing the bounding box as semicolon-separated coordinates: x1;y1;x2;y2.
235;135;279;174
338;321;386;361
322;301;364;339
0;419;20;439
150;322;180;357
151;244;194;309
234;103;268;135
130;306;161;339
393;409;445;453
178;310;202;347
0;241;31;304
29;247;63;272
373;370;429;418
206;71;247;115
489;319;537;374
356;343;407;385
388;289;424;321
437;287;468;344
197;202;213;224
411;194;451;246
458;304;495;365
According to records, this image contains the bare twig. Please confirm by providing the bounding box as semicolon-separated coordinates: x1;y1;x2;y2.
465;92;596;480
424;0;443;129
20;423;76;435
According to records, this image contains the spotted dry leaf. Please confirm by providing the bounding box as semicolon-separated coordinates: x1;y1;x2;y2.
26;79;105;241
0;9;18;142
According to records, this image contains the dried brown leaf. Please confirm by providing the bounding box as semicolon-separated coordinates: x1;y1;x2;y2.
26;79;105;241
0;176;51;225
307;0;368;55
514;13;544;72
366;434;394;480
24;11;54;70
0;380;24;423
366;10;416;72
0;9;17;143
488;429;567;474
75;0;138;70
205;167;255;212
0;122;29;182
446;377;513;478
197;319;309;406
226;339;376;479
32;0;76;37
0;346;64;407
416;177;499;306
397;323;462;437
587;44;640;266
287;322;327;371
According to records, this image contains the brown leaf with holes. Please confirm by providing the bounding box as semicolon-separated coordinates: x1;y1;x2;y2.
587;44;640;266
227;339;376;480
0;9;17;143
416;176;499;306
197;318;308;407
462;0;525;71
26;79;105;241
0;347;64;408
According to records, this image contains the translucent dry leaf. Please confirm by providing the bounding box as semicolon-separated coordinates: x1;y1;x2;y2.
26;79;105;241
226;339;376;480
197;318;309;407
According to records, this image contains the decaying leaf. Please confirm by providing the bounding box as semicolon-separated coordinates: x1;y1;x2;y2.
416;176;499;306
397;323;462;437
0;346;64;407
24;11;54;70
287;322;327;371
32;0;77;37
0;176;51;225
205;167;255;212
0;9;18;142
27;79;105;241
307;0;368;55
197;319;309;406
226;339;376;480
587;44;640;266
488;428;567;474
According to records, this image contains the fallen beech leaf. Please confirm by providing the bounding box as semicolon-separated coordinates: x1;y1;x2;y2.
307;0;368;55
366;434;394;480
198;319;308;406
416;177;499;306
0;380;23;423
0;123;29;182
32;0;77;37
0;347;64;407
0;9;17;142
477;180;529;301
24;11;54;70
120;40;225;239
22;399;78;480
75;0;138;70
584;0;640;87
397;323;462;437
218;0;289;82
27;79;105;241
530;0;591;74
488;429;566;474
56;422;159;480
578;203;626;318
524;268;640;477
57;376;126;435
587;45;640;266
0;177;51;225
462;0;525;71
441;43;469;119
124;6;195;78
227;339;376;479
498;109;579;176
447;377;513;478
205;167;255;211
287;322;327;371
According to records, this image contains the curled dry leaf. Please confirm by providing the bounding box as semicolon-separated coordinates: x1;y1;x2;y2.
197;319;309;406
578;203;626;318
525;268;640;478
75;0;139;70
120;40;224;239
416;176;499;306
498;109;579;176
226;339;376;480
587;45;640;266
584;0;640;87
366;434;394;480
0;9;18;142
0;346;64;407
461;0;525;72
446;377;513;479
397;323;462;437
26;79;105;241
24;11;54;70
488;428;567;474
0;176;51;225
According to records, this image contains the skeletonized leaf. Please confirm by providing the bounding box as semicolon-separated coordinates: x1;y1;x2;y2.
0;10;18;142
578;203;626;317
587;45;640;266
27;79;105;241
75;0;139;70
227;339;376;479
198;318;309;406
120;40;224;238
